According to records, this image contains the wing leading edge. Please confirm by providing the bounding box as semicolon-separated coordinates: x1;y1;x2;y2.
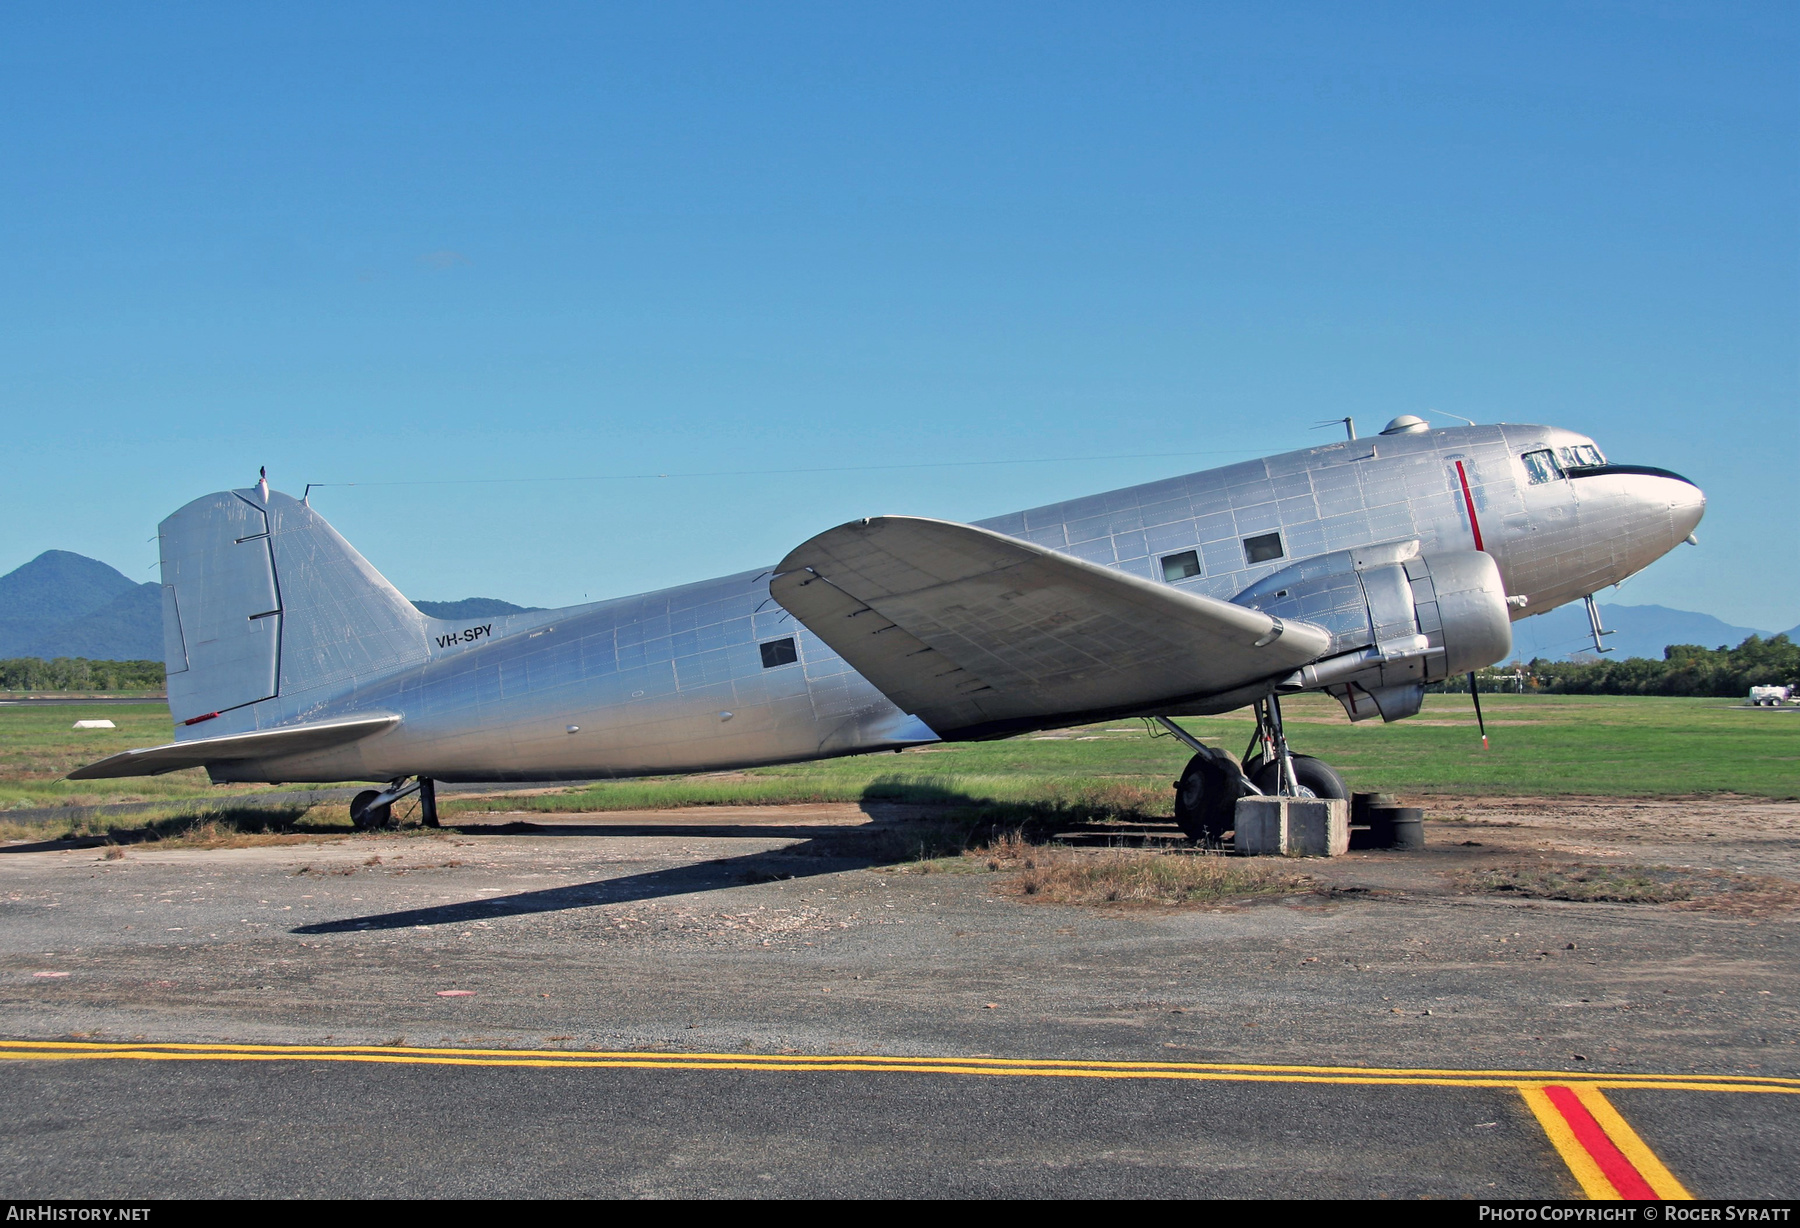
771;516;1331;739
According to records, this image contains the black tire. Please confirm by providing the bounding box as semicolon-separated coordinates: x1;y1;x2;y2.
350;789;390;830
1173;747;1249;842
1249;753;1349;801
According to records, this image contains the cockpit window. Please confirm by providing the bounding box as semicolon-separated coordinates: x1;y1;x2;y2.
1557;444;1606;470
1521;450;1563;485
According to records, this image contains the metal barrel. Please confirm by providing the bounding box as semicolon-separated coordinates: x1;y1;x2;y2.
1369;805;1424;850
1349;793;1399;849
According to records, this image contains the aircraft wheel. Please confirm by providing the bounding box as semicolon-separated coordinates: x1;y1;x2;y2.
1173;748;1246;843
1249;754;1348;801
350;790;391;830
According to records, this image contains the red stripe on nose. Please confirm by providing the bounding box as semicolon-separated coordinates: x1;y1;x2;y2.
1454;460;1485;552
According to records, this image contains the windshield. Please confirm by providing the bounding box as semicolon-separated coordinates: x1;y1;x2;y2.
1556;443;1606;470
1521;450;1562;484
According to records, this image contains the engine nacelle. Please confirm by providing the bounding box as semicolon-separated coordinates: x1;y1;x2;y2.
1233;541;1512;722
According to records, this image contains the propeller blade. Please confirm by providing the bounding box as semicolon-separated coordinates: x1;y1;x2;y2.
1469;671;1489;749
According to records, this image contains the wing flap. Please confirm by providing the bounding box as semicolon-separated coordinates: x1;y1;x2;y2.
772;517;1330;737
67;713;400;780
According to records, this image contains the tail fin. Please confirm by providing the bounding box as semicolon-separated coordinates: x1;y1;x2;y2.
159;487;428;731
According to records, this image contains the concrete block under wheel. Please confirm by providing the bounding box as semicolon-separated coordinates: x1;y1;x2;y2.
1234;796;1286;855
1232;796;1348;857
1287;797;1349;856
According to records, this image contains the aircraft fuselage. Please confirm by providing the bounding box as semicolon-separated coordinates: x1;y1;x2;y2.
195;422;1701;784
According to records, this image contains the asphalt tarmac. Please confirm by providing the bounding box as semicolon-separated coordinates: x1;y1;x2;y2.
1;798;1795;1199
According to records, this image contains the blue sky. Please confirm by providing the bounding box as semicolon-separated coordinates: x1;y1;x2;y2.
4;2;1795;628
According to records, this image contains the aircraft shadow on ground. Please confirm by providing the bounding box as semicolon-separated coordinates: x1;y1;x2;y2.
266;783;1183;934
289;835;896;934
288;792;1188;929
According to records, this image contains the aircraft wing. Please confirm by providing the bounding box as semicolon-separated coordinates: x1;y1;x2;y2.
67;713;400;780
771;516;1331;738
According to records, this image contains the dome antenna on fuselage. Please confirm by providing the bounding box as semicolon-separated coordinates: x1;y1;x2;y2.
1381;410;1479;435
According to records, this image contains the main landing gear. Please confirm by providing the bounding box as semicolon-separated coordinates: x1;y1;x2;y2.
1163;695;1347;843
350;777;439;830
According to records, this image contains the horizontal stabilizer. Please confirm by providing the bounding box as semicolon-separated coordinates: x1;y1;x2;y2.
772;517;1331;738
67;714;400;780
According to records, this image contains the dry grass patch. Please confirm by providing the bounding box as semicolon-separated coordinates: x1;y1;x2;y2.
1462;863;1800;913
975;832;1311;907
141;816;347;850
1460;864;1692;904
1674;872;1800;917
27;803;358;850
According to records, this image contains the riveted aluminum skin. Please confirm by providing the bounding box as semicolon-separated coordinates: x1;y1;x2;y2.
73;422;1703;784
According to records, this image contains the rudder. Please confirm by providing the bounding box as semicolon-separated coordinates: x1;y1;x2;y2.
160;487;429;732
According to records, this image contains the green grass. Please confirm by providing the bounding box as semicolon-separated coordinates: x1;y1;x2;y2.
446;692;1798;816
0;702;357;821
0;702;242;811
1179;692;1800;799
2;692;1793;841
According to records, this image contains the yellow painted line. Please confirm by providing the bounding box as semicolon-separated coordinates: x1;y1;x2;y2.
1521;1085;1619;1200
1568;1084;1693;1200
1521;1084;1695;1201
0;1050;1594;1086
0;1039;1794;1096
0;1039;1728;1199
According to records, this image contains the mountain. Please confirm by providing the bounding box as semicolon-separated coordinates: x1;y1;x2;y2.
0;551;143;657
411;598;544;620
0;550;543;662
20;581;163;660
1509;602;1776;663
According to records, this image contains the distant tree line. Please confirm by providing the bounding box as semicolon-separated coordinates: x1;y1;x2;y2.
1436;635;1799;697
3;637;1794;700
0;657;165;692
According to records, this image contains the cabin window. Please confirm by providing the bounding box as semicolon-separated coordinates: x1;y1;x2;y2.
1556;444;1606;471
1243;532;1284;565
1160;550;1202;582
759;637;798;668
1522;449;1563;485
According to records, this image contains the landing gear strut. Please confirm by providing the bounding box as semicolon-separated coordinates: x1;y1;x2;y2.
1164;695;1348;843
1242;696;1348;800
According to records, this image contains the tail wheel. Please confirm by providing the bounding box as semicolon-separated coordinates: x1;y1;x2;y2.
350;789;391;830
1248;754;1349;801
1173;747;1249;843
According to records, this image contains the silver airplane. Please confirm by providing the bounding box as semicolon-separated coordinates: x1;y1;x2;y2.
72;417;1704;839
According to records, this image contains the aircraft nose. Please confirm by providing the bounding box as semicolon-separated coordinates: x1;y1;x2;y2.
1669;475;1706;542
1568;465;1706;582
1627;469;1705;547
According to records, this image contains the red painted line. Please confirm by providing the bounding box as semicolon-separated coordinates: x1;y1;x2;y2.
1542;1084;1658;1199
182;711;219;726
1454;460;1485;552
